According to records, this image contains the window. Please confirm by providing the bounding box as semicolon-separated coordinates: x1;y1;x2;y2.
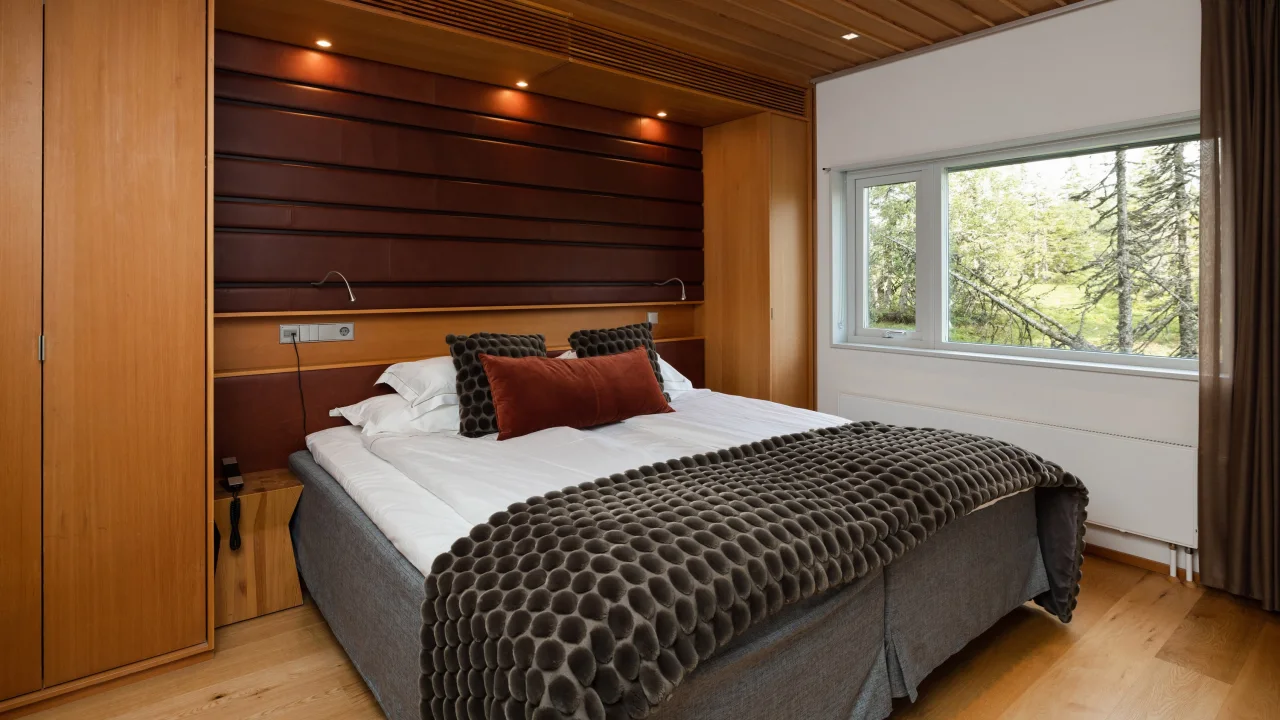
853;172;920;338
837;121;1200;371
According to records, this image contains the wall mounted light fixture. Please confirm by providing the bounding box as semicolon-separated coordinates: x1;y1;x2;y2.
654;277;686;301
312;270;356;302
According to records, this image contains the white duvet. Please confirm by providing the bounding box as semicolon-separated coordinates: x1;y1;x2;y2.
306;389;848;577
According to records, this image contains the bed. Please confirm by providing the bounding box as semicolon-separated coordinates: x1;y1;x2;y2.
288;388;1079;720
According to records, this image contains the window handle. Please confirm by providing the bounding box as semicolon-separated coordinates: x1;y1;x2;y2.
882;329;908;339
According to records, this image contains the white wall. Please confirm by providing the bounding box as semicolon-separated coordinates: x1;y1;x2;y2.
814;0;1202;567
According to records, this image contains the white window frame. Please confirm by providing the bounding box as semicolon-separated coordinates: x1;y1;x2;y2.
832;116;1201;377
848;169;929;345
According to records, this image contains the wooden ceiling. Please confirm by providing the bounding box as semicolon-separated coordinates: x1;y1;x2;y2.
217;0;1093;125
522;0;1091;86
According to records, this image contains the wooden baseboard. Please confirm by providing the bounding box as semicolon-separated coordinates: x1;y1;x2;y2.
0;643;212;718
1085;544;1200;584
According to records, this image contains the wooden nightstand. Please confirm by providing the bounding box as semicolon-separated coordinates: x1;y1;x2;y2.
214;469;303;627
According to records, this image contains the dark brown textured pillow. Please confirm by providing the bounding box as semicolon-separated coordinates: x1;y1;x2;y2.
480;347;673;440
446;332;547;437
568;321;667;400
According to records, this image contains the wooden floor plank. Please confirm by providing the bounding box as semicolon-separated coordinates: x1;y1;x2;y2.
1104;658;1229;720
108;652;361;720
23;604;378;720
1214;617;1280;720
994;573;1204;720
1155;591;1267;684
214;601;329;649
893;557;1148;720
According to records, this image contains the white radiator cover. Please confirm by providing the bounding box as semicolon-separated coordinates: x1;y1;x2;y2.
837;393;1198;548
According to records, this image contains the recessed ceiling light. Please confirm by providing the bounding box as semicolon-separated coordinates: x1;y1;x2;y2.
315;39;332;48
656;111;667;118
842;32;859;40
516;80;528;88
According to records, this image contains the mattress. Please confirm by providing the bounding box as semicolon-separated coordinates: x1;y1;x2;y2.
306;389;854;576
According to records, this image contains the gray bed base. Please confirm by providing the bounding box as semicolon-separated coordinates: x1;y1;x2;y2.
289;451;1048;720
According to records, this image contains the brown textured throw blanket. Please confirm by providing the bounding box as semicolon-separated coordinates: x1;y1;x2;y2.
422;422;1087;720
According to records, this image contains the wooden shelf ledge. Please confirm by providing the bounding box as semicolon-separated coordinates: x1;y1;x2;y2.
213;300;703;319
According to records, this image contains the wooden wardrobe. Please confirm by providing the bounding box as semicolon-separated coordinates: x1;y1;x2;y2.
703;112;814;409
0;0;211;708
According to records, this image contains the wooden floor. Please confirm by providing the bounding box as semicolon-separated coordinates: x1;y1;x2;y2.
19;556;1280;720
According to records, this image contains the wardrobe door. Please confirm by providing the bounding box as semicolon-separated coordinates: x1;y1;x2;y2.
43;0;208;685
0;0;45;701
767;113;813;410
703;112;774;400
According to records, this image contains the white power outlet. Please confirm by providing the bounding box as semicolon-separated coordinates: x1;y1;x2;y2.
647;312;659;325
280;323;355;343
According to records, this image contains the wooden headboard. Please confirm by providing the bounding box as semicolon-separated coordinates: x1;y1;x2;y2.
212;33;708;473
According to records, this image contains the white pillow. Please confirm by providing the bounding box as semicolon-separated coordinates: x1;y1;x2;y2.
378;404;459;436
376;355;458;411
330;394;459;436
556;350;577;359
330;393;405;429
658;355;695;396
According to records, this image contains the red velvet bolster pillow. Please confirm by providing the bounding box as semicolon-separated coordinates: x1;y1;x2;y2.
479;346;673;440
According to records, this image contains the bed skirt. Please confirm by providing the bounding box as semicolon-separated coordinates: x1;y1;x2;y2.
292;451;427;720
289;451;1049;720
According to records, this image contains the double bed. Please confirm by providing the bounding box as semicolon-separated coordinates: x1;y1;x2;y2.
288;388;1082;720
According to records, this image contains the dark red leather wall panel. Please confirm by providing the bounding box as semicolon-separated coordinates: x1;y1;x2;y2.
214;364;394;475
215;72;702;169
214;159;701;228
215;103;702;200
214;33;704;312
214;201;701;249
215;233;703;284
214;32;702;149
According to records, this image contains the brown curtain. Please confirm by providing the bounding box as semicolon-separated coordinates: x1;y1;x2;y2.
1198;0;1279;611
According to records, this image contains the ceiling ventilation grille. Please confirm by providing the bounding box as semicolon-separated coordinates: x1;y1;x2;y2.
358;0;571;55
353;0;808;117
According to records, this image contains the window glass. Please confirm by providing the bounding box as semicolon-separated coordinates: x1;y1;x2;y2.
865;180;917;331
946;140;1199;358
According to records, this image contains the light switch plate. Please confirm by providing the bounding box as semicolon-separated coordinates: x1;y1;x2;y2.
647;312;659;325
280;323;355;343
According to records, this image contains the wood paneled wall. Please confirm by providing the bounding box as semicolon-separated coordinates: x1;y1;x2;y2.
213;32;704;313
42;0;208;686
0;0;45;701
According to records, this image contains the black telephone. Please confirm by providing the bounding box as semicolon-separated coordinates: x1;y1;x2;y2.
218;457;244;556
220;456;245;493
